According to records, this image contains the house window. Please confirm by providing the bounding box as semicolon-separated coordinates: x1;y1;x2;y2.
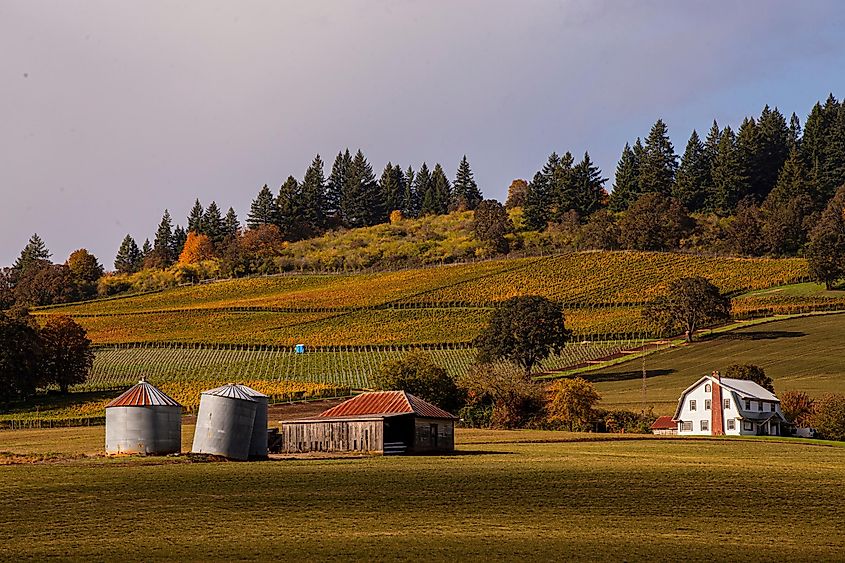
764;402;770;411
700;420;709;431
690;400;697;411
724;399;731;410
705;383;711;392
727;420;735;430
744;399;750;410
705;399;711;410
743;421;754;431
681;422;692;432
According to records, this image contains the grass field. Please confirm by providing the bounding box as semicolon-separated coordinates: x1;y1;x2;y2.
591;313;845;414
0;427;842;561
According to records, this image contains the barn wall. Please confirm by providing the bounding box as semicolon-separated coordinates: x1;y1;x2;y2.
412;417;455;453
282;420;384;453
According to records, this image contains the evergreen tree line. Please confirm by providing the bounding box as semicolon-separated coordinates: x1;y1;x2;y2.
113;202;240;274
246;151;483;235
518;95;845;257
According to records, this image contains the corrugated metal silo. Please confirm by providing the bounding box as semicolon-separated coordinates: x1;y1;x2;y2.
105;377;182;455
239;384;269;458
191;384;257;460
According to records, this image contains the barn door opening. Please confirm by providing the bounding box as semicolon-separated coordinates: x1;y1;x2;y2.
430;424;438;448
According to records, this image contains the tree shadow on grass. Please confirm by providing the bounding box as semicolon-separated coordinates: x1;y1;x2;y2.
717;330;805;341
583;369;675;383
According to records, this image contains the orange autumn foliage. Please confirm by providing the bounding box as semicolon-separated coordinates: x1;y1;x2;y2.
179;232;214;264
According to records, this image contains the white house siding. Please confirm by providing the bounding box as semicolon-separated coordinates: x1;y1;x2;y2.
676;382;715;436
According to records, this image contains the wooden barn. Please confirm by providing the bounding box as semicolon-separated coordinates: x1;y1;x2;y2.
281;391;457;455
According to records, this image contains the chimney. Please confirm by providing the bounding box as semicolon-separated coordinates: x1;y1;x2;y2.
711;371;724;436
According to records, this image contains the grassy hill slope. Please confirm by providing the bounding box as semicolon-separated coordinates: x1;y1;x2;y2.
591;313;845;415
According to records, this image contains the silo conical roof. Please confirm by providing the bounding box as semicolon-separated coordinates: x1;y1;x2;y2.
236;384;268;398
106;378;181;408
202;383;257;402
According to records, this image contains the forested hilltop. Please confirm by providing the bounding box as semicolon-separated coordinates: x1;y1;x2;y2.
3;94;845;308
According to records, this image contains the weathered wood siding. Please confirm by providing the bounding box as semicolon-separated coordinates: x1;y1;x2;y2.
412;417;455;453
282;420;384;453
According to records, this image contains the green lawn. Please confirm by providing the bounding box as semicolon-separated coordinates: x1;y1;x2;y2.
591;313;845;414
0;427;843;561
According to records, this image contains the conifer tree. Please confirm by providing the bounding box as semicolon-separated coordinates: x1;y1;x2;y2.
171;226;187;259
452;156;483;210
523;170;550;231
153;210;174;262
114;235;143;274
379;162;403;217
342;150;380;227
326;149;352;222
673;130;710;212
141;239;152;258
403;166;418;218
821;103;845;201
224;208;240;238
638;119;677;195
247;185;276;229
703;120;722;165
710;126;749;215
609;142;640;212
14;234;52;273
548;152;575;221
187;199;205;233
203;201;225;246
414;163;434;216
788;112;802;151
276;176;303;239
430;164;452;215
736;117;759;200
300;154;327;234
569;152;607;216
761;147;815;254
753;105;791;201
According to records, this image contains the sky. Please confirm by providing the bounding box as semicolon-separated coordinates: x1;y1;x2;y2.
2;0;845;268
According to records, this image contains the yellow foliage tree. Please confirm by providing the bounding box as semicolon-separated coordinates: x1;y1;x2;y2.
389;210;404;224
178;232;214;264
547;377;601;431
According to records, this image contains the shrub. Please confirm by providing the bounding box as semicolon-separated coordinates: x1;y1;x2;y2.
547;377;601;431
458;362;545;429
812;394;845;441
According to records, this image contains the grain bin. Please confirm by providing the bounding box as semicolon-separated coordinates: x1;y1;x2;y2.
191;384;257;460
105;377;182;455
239;384;269;458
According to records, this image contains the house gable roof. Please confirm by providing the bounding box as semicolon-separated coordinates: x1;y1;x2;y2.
318;391;457;420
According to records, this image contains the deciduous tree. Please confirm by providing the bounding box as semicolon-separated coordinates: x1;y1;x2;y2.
547;377;601;431
39;315;93;393
475;296;571;376
643;277;730;341
178;232;214;264
724;364;774;393
472;199;512;255
374;351;463;412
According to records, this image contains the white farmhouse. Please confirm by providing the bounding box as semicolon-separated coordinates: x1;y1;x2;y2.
673;371;788;436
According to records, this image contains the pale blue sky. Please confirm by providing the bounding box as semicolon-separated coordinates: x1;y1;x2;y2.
2;1;844;267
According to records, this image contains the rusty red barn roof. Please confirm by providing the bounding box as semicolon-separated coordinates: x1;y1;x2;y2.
105;379;180;408
319;391;457;420
650;415;677;430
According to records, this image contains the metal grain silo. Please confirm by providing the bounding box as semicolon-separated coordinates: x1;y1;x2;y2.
191;384;257;460
105;377;182;455
238;384;269;458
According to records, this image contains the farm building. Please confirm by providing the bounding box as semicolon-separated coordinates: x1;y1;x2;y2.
673;371;789;436
650;416;677;435
191;384;258;460
105;377;182;455
281;391;457;455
